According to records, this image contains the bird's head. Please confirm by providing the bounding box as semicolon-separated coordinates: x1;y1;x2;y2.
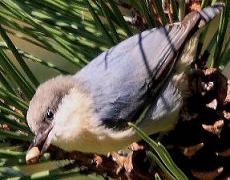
26;75;78;155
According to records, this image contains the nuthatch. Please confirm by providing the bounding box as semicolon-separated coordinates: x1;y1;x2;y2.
26;4;223;158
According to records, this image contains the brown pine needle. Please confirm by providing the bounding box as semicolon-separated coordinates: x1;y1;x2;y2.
216;148;230;157
202;120;224;136
180;142;204;158
192;167;224;180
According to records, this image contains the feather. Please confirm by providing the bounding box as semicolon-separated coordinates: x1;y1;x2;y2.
75;4;223;130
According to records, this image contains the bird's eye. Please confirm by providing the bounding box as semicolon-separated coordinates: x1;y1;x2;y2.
46;108;54;120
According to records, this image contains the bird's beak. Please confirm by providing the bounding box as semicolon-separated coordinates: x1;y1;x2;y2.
28;124;53;155
26;124;54;164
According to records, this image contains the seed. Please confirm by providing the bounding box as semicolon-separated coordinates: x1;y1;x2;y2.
26;146;40;164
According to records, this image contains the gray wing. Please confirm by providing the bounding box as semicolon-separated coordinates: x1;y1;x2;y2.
137;81;182;135
74;5;222;130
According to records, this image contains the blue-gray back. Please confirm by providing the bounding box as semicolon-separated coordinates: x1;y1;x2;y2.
75;5;222;130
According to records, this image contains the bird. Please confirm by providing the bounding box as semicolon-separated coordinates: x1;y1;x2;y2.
26;4;223;158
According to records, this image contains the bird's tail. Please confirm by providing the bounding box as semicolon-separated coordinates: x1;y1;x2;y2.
181;3;224;29
198;3;224;28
